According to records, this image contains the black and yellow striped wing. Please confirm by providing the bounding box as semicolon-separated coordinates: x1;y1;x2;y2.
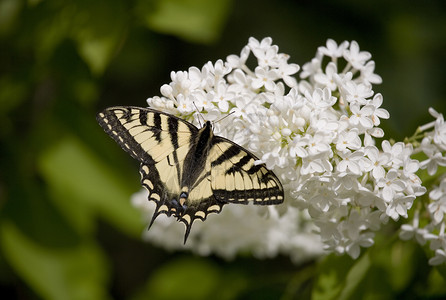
97;106;284;242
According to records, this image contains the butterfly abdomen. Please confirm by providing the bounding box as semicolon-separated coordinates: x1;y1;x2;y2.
180;121;213;189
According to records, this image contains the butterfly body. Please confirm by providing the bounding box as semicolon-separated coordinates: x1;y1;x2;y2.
97;106;284;242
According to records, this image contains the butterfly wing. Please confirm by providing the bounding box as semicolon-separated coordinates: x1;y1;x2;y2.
97;107;228;242
97;106;196;212
209;136;284;205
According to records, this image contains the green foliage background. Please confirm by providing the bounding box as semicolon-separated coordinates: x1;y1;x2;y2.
1;0;446;299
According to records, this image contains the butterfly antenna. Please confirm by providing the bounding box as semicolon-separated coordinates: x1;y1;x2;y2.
215;110;235;124
193;102;205;127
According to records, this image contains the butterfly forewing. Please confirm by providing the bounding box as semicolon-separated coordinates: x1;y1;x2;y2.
97;107;196;162
97;106;284;243
97;106;195;214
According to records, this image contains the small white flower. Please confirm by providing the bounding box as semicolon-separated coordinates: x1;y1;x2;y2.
306;132;331;156
337;150;365;175
160;84;173;99
343;210;366;240
318;39;349;58
252;66;279;91
419;136;436;157
314;62;338;91
305;87;337;109
202;60;232;86
402;158;420;178
300;57;322;80
427;228;446;252
301;152;332;175
368;93;390;126
343;41;372;70
345;232;374;259
176;94;195;114
254;43;280;68
420;152;446;175
360;60;383;85
210;81;234;112
335;129;362;153
349;103;374;129
400;225;429;245
277;58;299;88
193;90;213;112
386;195;414;220
430;178;446;200
226;45;250;69
429;249;446;266
248;37;273;52
343;81;374;106
433;111;446;149
364;146;390;179
169;69;201;96
382;141;406;168
227;69;253;94
377;169;406;202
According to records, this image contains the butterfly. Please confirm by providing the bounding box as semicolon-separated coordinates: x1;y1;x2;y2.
97;106;284;242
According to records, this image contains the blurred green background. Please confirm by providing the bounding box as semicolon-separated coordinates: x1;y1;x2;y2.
1;0;446;299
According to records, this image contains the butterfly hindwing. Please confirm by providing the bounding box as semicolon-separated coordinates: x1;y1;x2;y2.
97;106;284;243
209;137;284;205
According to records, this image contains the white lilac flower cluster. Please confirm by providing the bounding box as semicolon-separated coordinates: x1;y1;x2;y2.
400;108;446;265
131;37;432;263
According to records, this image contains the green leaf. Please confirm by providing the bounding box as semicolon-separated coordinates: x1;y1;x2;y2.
339;253;371;300
312;253;372;300
38;135;142;237
70;0;129;75
0;0;22;36
31;0;128;75
424;267;446;297
312;254;355;300
384;239;416;292
131;257;221;300
74;29;123;76
436;264;446;280
0;76;28;116
138;0;232;44
0;220;110;300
